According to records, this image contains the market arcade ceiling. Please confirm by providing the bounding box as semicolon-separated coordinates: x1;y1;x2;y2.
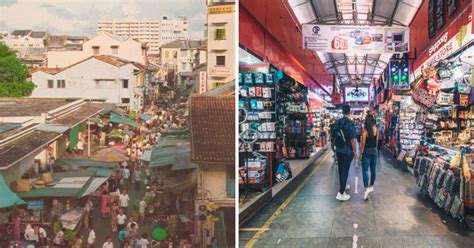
288;0;423;86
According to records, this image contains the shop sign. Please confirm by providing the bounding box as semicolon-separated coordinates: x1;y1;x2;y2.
414;8;473;74
302;24;409;54
412;79;436;108
208;5;234;14
27;200;43;210
199;71;207;94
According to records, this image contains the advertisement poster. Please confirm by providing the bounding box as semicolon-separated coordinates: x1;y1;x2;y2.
302;24;409;54
345;87;369;102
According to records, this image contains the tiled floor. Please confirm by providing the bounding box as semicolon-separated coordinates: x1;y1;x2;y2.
239;149;474;247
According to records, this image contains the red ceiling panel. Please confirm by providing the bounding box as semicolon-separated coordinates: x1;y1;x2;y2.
239;0;332;94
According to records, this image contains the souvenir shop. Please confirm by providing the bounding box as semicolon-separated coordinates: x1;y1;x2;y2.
374;36;474;226
238;47;331;223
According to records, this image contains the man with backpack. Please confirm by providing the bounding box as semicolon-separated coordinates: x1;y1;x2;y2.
332;105;358;201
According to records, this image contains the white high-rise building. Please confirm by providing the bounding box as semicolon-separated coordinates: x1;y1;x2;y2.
97;17;189;54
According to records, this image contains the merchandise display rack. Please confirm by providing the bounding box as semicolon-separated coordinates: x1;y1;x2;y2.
277;78;311;159
238;71;277;193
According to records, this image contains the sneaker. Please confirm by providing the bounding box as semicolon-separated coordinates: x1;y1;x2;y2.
369;186;374;192
336;192;351;201
345;184;351;191
364;189;370;201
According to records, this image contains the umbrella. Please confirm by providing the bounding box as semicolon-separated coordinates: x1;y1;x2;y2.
91;147;128;162
151;228;168;241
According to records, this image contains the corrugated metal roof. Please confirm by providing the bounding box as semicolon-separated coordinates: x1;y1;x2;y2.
35;124;69;133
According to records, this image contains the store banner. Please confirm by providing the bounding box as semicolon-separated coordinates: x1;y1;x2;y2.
302;24;409;54
413;8;473;74
199;71;207;94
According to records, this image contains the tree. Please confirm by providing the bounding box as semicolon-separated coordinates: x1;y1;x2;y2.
0;43;36;97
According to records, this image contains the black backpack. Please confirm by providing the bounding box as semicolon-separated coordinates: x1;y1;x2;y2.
333;119;350;149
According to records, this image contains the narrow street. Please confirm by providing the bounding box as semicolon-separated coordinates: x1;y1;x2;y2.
240;149;474;247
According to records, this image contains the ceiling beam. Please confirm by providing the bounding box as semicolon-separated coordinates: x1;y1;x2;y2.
327;53;343;85
388;0;401;26
309;0;319;22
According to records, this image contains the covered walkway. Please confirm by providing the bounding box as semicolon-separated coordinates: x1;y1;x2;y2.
239;149;474;247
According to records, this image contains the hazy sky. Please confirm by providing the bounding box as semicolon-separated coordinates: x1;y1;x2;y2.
0;0;207;38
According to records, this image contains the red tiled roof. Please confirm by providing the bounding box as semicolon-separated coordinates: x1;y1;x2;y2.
190;95;235;164
31;55;145;75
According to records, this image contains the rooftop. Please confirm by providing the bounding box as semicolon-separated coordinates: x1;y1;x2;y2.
49;106;101;127
190;94;235;164
0;130;61;169
0;98;70;117
11;30;31;36
29;31;47;38
161;39;206;50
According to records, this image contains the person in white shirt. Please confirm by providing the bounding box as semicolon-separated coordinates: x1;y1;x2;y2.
77;140;84;155
87;228;96;246
135;233;150;248
102;236;114;248
139;200;147;225
37;226;47;246
117;209;127;231
119;190;130;209
24;224;37;242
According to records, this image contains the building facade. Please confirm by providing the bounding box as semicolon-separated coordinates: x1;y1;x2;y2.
97;17;189;54
160;39;206;85
47;32;147;68
31;55;147;111
206;2;235;91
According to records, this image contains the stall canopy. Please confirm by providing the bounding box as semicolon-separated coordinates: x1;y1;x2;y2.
164;128;189;137
53;158;117;168
109;112;137;127
138;114;152;122
0;173;25;208
0;123;21;134
17;169;108;199
147;139;196;170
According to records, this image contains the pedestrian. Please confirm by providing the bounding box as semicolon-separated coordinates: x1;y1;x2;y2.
77;140;84;155
134;168;142;191
86;227;96;248
103;181;110;193
138;199;147;225
333;105;357;201
72;233;83;248
135;233;150;248
122;166;131;184
24;224;37;243
12;214;21;242
377;123;384;153
119;190;130;211
360;114;378;200
48;156;55;172
38;225;47;247
101;191;111;218
117;208;128;231
128;223;139;247
118;227;129;247
111;201;120;232
53;228;66;247
103;236;114;248
209;237;218;248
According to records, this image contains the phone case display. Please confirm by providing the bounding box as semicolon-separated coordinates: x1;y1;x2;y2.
239;72;276;187
398;101;425;162
414;145;464;221
277;77;311;159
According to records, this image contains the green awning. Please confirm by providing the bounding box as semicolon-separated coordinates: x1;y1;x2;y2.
164;128;189;136
17;170;97;199
0;173;25;208
148;146;177;168
138;114;152;121
53;158;117;168
0;123;21;134
88;168;112;177
110;113;137;127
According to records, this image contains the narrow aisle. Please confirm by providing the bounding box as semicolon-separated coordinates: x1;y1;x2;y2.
240;149;474;248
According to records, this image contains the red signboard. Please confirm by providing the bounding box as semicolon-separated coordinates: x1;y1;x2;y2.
411;0;472;72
